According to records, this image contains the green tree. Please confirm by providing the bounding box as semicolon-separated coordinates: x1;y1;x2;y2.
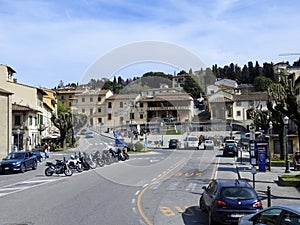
183;76;202;98
253;76;273;92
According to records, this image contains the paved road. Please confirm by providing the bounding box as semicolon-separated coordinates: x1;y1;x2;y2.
2;134;297;225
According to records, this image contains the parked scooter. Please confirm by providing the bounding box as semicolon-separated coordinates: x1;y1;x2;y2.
119;148;130;161
82;152;97;169
45;158;73;176
78;152;91;170
66;154;83;172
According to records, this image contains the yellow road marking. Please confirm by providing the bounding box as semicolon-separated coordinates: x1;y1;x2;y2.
210;158;219;181
137;158;186;225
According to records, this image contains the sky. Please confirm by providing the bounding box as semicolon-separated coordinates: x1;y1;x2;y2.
0;0;300;88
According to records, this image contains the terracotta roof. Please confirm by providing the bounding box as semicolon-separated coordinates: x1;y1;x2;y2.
106;94;138;100
233;92;268;101
12;103;40;112
139;93;192;102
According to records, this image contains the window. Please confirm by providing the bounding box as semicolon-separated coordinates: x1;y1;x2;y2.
69;102;72;107
90;108;93;115
82;97;85;103
29;116;33;126
236;101;241;106
69;95;72;99
90;97;93;102
98;96;101;102
61;96;65;100
140;114;144;119
120;102;123;108
130;112;134;120
98;118;102;123
140;103;143;108
248;100;254;106
82;109;85;113
108;102;112;108
237;111;241;117
98;107;101;113
253;208;282;225
280;210;300;225
15;115;21;126
108;113;112;120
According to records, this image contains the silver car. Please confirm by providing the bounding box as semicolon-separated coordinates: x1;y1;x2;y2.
238;204;300;225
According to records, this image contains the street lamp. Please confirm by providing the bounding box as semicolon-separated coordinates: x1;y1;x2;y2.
161;122;164;147
283;116;290;173
268;121;273;171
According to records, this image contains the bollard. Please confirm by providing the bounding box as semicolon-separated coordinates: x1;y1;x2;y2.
267;186;271;207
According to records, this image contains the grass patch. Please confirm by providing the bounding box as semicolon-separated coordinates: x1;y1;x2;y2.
280;174;300;181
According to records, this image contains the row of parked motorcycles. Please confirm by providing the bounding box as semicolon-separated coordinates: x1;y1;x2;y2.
44;147;130;176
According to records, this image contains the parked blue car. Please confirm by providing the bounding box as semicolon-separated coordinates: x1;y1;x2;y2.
200;179;262;225
0;151;38;174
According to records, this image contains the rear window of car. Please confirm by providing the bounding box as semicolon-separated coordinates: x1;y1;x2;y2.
170;139;178;143
188;137;198;141
220;187;256;200
205;140;213;144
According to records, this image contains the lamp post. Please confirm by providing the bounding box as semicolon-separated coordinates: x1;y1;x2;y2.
161;122;164;147
268;121;273;171
17;128;20;151
283;116;290;173
249;123;256;189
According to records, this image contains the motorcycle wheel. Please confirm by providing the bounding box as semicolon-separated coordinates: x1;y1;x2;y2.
77;164;84;172
89;162;97;169
45;167;54;176
97;159;104;167
64;168;73;176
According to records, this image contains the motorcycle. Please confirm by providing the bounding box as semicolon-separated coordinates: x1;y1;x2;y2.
82;152;97;169
109;148;120;163
78;152;91;170
92;151;105;167
45;158;73;176
119;148;130;161
66;154;84;172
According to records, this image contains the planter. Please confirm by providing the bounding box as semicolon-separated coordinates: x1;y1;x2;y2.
278;176;300;187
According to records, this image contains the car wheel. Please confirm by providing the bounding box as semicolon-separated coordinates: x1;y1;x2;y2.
32;161;37;170
20;164;26;173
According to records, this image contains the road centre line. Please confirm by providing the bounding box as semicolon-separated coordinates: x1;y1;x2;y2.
137;158;186;225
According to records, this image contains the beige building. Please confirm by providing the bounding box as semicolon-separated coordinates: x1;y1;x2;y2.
0;64;52;151
208;90;269;130
0;88;13;159
105;94;140;129
72;89;113;127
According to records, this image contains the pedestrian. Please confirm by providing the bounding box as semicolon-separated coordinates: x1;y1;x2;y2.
44;143;49;159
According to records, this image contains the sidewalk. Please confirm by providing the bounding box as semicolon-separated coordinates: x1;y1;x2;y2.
235;151;300;207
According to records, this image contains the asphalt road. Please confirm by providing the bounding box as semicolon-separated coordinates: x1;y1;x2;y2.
0;134;237;225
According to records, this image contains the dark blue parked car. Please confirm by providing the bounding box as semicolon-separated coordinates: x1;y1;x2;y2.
200;179;262;225
0;151;38;174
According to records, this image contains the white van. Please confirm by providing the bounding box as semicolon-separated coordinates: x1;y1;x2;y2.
183;136;199;149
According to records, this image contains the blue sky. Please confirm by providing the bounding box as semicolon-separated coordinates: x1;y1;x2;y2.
0;0;299;88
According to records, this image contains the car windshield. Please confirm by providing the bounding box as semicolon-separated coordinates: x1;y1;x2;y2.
5;153;25;160
220;187;256;200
